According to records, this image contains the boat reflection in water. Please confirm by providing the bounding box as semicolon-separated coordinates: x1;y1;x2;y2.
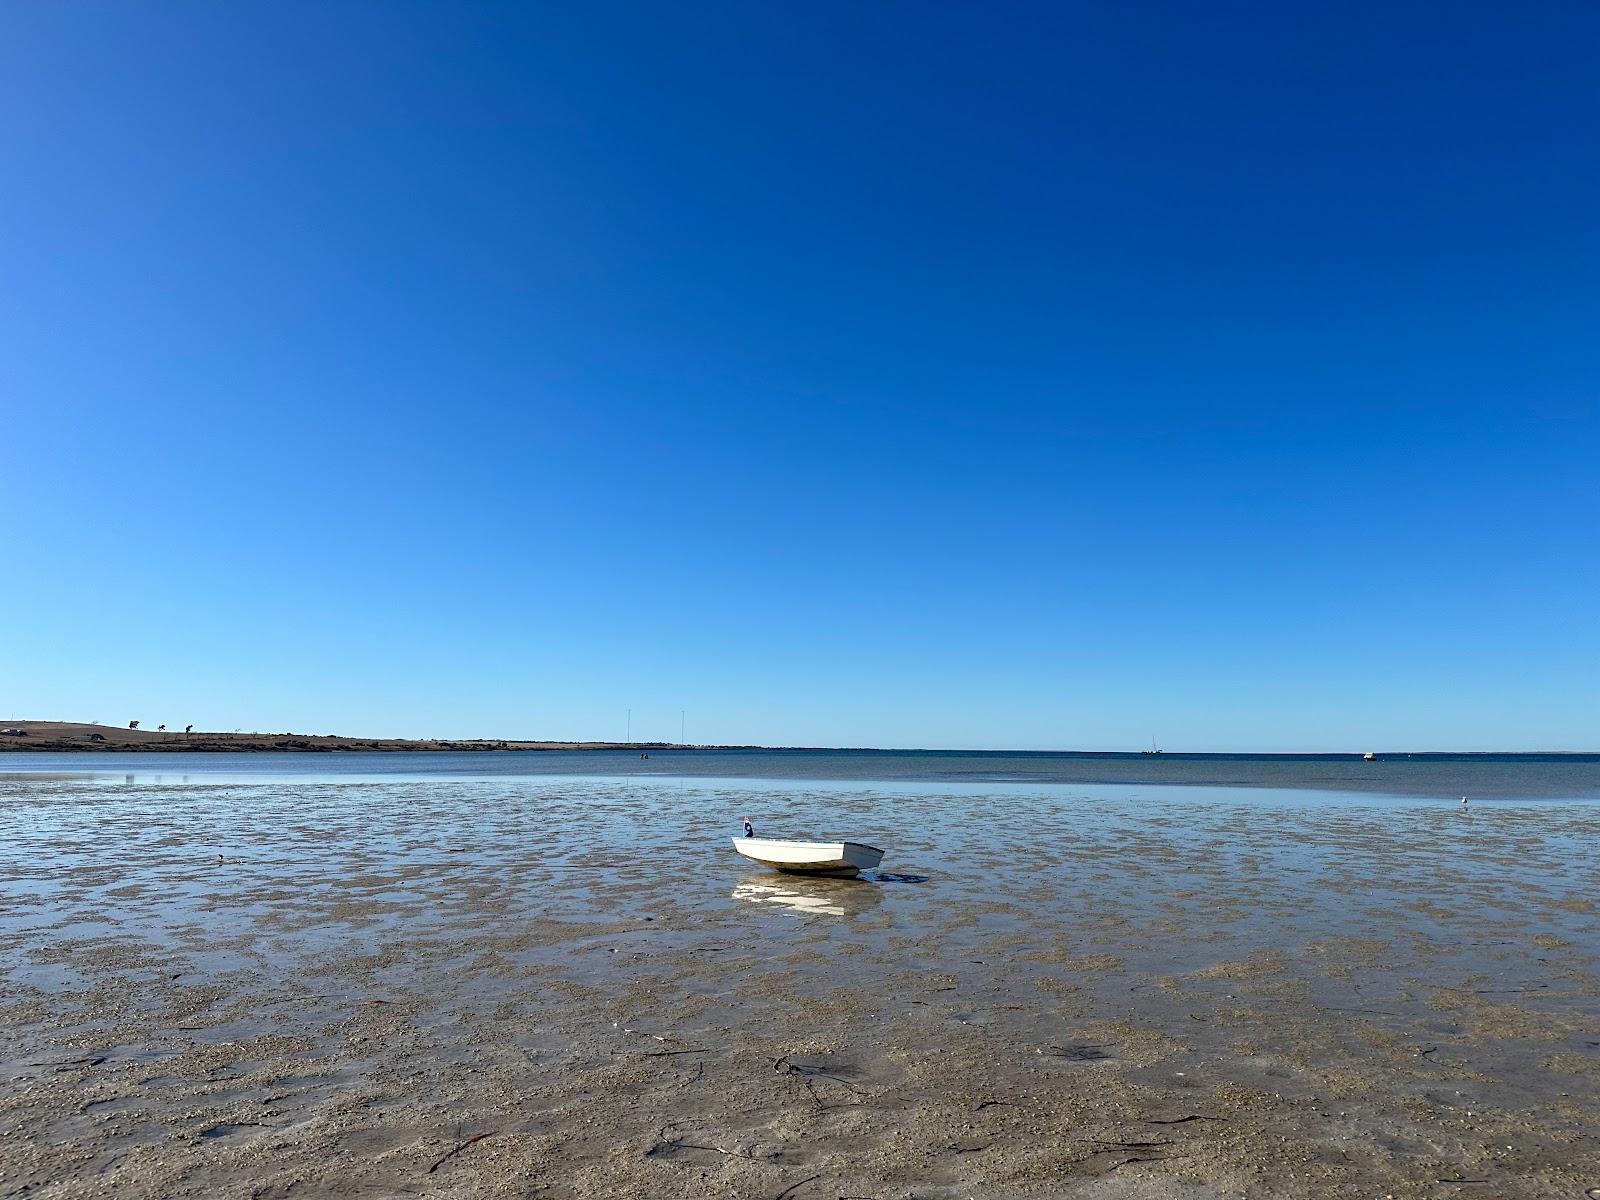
731;874;883;918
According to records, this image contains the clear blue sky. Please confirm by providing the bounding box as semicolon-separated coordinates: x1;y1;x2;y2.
2;2;1595;750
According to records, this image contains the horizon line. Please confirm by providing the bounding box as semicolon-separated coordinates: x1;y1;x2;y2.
0;721;1595;758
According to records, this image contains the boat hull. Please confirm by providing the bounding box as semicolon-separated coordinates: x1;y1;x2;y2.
731;837;885;877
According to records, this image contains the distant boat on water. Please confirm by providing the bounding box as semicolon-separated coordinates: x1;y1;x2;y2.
1363;751;1377;761
1142;737;1163;755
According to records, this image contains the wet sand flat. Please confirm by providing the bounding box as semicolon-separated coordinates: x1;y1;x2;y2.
1;773;1597;1198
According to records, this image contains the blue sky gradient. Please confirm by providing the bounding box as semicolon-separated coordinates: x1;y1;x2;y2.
2;2;1595;749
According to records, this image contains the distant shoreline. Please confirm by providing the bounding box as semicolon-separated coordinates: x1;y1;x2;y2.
0;721;703;754
0;721;1593;758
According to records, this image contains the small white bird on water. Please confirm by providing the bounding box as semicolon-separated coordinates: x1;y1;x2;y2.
1461;795;1468;806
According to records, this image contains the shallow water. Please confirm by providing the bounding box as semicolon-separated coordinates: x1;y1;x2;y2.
1;769;1597;1197
3;745;1599;798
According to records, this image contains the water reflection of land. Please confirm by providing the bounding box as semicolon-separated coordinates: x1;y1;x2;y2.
731;874;884;917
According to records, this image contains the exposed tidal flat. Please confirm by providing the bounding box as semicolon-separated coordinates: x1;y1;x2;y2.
1;762;1597;1198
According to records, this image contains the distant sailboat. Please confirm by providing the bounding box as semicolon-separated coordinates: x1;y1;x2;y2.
1142;737;1162;755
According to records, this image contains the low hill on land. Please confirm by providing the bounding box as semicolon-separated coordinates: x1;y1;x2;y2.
0;721;665;753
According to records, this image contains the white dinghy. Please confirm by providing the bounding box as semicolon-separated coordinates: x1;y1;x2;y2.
731;836;885;877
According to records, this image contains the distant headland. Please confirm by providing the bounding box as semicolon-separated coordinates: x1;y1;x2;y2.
0;721;1591;759
0;721;697;753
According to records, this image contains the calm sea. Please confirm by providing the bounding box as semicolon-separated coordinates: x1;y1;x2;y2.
0;748;1596;800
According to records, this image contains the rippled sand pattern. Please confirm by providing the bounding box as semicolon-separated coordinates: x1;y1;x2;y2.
1;775;1597;1198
